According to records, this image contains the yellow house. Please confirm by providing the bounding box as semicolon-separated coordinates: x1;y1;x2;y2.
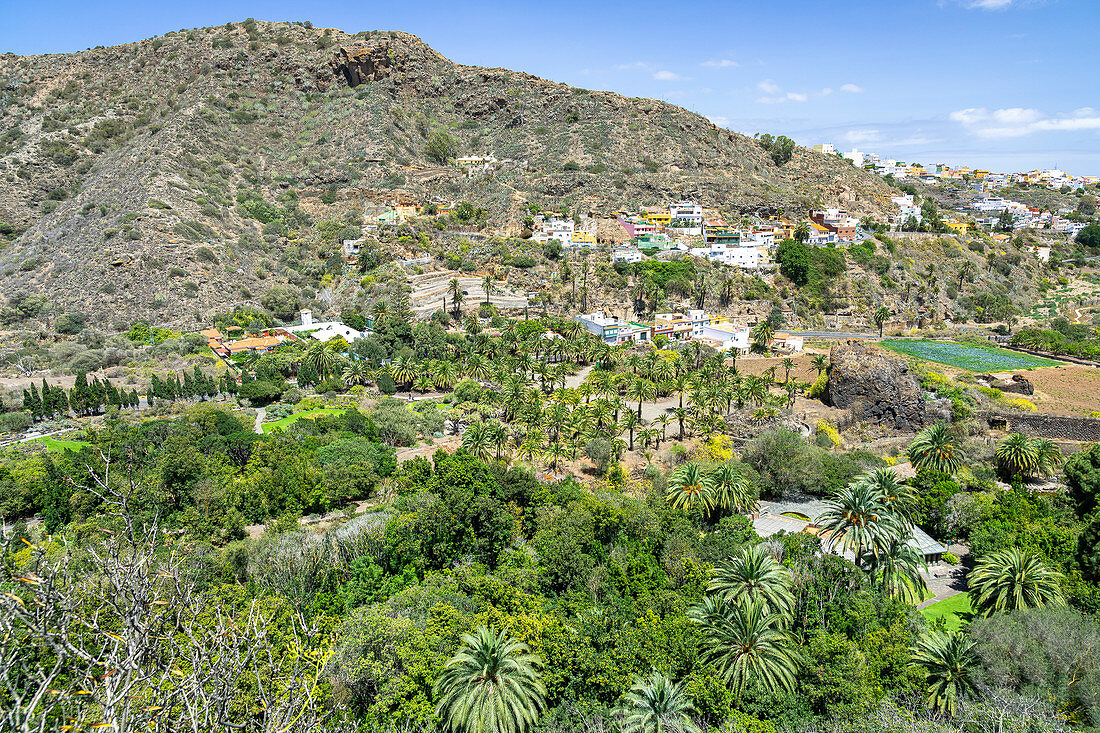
943;220;969;234
395;204;420;222
643;208;671;227
571;231;597;246
709;314;732;325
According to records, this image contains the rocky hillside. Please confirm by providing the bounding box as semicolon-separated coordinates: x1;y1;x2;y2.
0;20;898;328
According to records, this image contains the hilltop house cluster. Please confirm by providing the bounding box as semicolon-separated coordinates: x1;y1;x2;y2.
605;201;873;271
203;310;371;358
575;310;804;354
817;144;1099;192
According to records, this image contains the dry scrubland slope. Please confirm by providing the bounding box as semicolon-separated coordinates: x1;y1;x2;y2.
0;21;897;327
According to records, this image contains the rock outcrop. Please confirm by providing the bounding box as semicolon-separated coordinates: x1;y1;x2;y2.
824;342;926;430
976;373;1034;395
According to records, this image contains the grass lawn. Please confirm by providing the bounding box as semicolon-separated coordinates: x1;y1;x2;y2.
37;436;93;452
920;592;974;632
261;408;345;433
881;339;1062;371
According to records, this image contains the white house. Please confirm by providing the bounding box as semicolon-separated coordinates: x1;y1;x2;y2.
612;246;646;264
701;322;751;353
284;310;368;344
533;217;574;245
843;149;865;167
668;201;704;235
891;194;923;227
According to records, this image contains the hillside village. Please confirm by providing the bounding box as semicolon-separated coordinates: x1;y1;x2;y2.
3;17;1100;733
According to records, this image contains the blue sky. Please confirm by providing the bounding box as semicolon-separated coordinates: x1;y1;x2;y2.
3;0;1098;175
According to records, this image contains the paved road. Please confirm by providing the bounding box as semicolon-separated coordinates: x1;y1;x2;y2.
785;330;877;339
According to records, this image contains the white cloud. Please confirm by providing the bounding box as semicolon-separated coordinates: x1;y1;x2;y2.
786;92;808;102
820;87;833;96
968;0;1015;8
840;83;864;93
950;106;1100;137
613;61;650;70
845;129;882;144
757;78;781;94
701;58;738;68
653;70;681;81
708;115;732;127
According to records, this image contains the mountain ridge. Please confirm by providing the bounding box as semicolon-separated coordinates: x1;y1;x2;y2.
0;20;898;328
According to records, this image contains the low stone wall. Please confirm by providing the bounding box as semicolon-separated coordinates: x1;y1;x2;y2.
995;412;1100;442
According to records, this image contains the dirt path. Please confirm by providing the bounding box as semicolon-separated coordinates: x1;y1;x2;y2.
253;407;266;434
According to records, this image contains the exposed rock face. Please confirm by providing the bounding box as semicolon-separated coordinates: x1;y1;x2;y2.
824;342;926;430
977;373;1034;395
331;45;400;86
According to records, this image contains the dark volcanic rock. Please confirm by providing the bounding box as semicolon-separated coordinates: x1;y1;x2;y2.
824;341;926;430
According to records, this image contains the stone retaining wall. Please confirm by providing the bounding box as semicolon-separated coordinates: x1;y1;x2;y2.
995;412;1100;442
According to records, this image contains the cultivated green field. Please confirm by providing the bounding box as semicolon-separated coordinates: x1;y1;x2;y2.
260;408;345;433
882;339;1061;371
36;436;92;452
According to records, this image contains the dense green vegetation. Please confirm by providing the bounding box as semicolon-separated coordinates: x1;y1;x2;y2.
3;319;1099;731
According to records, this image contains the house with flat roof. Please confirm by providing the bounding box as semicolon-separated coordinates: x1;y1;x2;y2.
575;312;627;344
753;495;945;563
701;322;750;352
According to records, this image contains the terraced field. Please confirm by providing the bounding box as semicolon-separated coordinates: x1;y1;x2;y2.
881;339;1061;371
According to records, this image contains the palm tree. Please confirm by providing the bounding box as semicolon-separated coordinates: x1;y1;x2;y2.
793;222;810;243
304;342;338;381
1033;438;1063;478
690;597;799;695
388;356;418;399
620;409;641;451
780;357;795;384
449;278;465;319
817;477;905;570
462;422;493;462
873;306;890;337
342;361;371;387
708;463;757;515
968;548;1065;617
995;432;1040;481
866;538;927;603
626;377;656;420
709;545;793;617
434;626;546;733
909;630;978;717
907;422;961;475
957;261;976;290
545;441;568;472
434;360;460;391
414;374;434;394
482;275;496;306
465;354;491;382
487;420;509;462
618;672;700;733
666;462;714;515
750;322;774;354
810;354;829;376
